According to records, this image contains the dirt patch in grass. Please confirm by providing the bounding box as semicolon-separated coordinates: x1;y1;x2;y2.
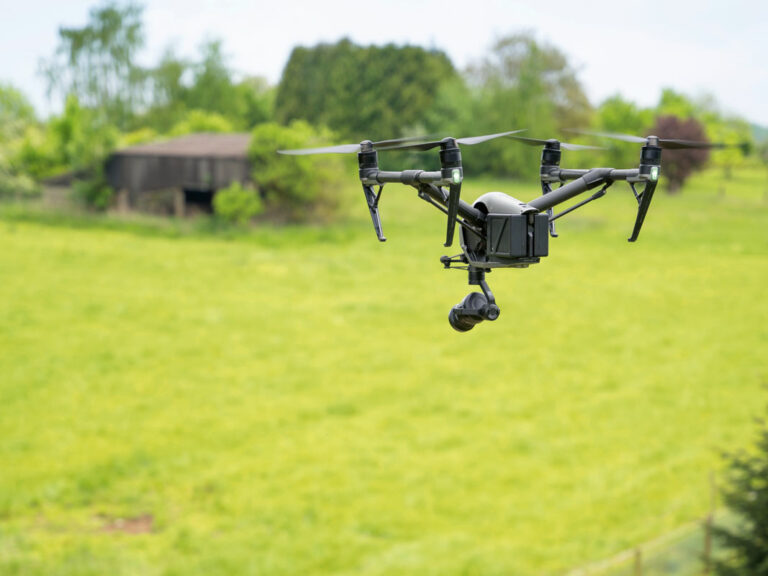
97;514;154;534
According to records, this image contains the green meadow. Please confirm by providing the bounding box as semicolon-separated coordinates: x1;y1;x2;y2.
1;167;767;575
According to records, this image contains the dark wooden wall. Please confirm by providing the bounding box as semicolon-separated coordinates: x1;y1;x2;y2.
106;155;251;194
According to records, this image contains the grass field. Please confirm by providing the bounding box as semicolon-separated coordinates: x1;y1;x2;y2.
1;167;767;575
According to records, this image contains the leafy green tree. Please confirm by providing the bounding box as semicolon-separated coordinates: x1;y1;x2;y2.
0;83;41;198
594;95;653;168
656;88;698;119
0;154;40;199
142;47;189;132
0;83;36;144
654;90;752;181
462;33;592;178
235;76;275;129
276;39;456;141
54;96;118;208
249;121;344;222
713;413;768;576
40;1;145;130
169;110;235;136
699;106;753;180
15;96;117;207
185;40;239;119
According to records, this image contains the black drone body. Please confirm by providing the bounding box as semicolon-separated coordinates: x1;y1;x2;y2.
279;131;726;331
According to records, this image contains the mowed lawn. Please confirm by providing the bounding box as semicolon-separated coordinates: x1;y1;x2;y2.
1;167;766;575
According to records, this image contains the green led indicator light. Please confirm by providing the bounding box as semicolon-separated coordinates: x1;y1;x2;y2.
650;166;659;181
452;168;462;184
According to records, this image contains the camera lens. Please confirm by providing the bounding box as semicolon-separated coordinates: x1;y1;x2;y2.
448;292;488;332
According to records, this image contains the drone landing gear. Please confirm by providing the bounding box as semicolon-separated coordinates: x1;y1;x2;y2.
448;268;500;332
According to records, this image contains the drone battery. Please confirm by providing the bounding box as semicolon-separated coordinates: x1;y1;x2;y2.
486;214;549;258
533;213;549;256
487;214;527;257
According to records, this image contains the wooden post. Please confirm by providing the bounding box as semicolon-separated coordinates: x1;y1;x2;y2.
704;514;713;575
634;547;642;576
117;189;130;212
704;471;716;575
174;188;185;218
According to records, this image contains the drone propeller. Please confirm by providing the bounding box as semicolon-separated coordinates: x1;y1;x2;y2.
567;130;732;150
506;135;604;151
374;129;526;247
383;130;527;152
277;135;435;155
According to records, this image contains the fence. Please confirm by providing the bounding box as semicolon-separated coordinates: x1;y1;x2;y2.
565;475;739;576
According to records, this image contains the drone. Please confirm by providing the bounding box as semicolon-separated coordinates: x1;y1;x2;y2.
279;130;731;331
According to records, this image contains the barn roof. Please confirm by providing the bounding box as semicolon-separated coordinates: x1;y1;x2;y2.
113;133;251;159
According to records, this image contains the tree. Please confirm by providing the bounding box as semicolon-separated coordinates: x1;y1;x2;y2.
168;110;235;137
651;115;710;192
235;77;274;129
0;83;36;144
0;85;41;199
185;40;238;119
14;96;117;207
275;39;456;141
143;47;189;132
713;413;768;575
461;33;592;178
249;121;344;222
40;1;145;130
594;95;653;168
656;88;698;119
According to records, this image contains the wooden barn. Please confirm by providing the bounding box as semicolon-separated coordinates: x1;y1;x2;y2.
105;133;251;216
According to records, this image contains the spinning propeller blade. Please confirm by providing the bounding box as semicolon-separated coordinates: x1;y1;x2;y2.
277;135;435;155
567;130;735;150
506;135;604;151
278;143;363;155
384;130;527;152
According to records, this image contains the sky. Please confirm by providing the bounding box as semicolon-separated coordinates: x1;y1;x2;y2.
2;0;767;125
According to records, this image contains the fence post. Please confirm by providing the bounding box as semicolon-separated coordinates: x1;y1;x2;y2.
704;471;716;575
703;514;713;575
634;547;642;576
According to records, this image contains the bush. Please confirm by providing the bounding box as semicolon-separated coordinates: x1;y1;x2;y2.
248;121;345;222
72;173;113;210
213;181;263;225
0;153;41;199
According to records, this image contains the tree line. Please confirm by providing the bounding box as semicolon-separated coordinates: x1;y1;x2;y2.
0;0;760;217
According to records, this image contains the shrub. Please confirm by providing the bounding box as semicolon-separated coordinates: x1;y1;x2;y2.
0;152;41;199
72;173;113;210
248;121;345;222
213;181;263;225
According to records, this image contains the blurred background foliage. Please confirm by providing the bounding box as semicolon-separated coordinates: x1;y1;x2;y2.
1;3;767;575
0;0;761;215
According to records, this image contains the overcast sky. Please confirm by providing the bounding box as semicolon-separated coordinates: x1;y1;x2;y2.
2;0;767;125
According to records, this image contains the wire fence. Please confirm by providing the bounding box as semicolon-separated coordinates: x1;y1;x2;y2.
565;474;740;576
565;512;739;576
